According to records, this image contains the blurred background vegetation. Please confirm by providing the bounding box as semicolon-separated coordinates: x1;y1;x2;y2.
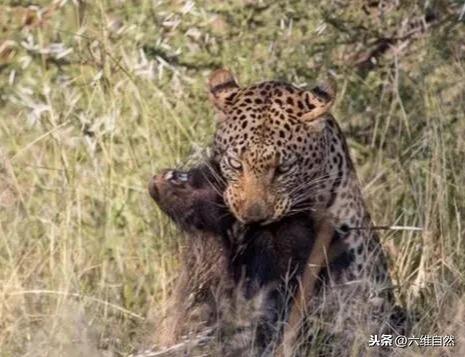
0;1;464;356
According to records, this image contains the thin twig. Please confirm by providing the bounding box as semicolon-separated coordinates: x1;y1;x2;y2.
129;328;214;357
5;290;144;320
349;225;422;232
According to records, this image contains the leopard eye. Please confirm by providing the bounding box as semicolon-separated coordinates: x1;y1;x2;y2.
277;160;295;174
227;156;243;171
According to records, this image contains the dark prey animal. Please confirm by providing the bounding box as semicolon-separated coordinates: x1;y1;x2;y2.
148;164;350;353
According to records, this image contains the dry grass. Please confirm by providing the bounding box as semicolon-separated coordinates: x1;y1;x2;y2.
0;1;464;356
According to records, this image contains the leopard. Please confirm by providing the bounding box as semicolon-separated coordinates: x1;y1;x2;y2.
207;69;404;353
148;164;345;355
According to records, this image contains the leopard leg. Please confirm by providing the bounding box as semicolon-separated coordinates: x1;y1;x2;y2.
276;215;335;357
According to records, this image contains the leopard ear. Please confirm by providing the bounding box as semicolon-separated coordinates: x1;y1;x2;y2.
300;78;337;122
208;69;240;112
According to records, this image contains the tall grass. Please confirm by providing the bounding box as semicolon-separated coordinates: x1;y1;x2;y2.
0;1;464;356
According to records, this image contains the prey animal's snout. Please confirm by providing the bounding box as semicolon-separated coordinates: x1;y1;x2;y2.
148;169;189;202
164;170;189;186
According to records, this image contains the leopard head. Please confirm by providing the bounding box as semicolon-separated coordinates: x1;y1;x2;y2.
208;69;337;224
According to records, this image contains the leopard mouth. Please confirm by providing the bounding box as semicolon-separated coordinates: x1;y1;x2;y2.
260;217;277;226
231;207;278;226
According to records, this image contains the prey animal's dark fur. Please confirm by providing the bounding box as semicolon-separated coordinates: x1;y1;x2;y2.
149;164;351;351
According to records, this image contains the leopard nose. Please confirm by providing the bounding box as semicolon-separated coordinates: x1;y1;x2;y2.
244;203;268;223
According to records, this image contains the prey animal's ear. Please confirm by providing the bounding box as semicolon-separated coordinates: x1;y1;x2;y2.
300;78;337;122
208;69;240;112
